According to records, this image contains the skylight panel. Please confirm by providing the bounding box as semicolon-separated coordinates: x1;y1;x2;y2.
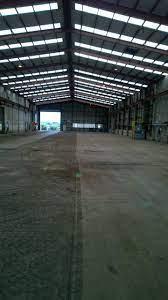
128;17;144;26
112;51;122;56
0;29;12;36
52;23;60;30
33;4;50;12
0;8;17;16
40;24;53;30
143;58;154;63
158;25;168;33
122;53;133;59
153;71;162;75
135;66;144;71
17;6;34;14
75;24;81;30
75;4;82;11
40;54;50;58
21;42;33;47
9;58;19;62
126;64;135;69
0;45;9;50
143;21;159;29
98;9;114;19
83;5;98;15
26;26;40;32
145;41;158;48
113;13;129;22
82;26;94;33
33;40;45;46
120;35;133;42
50;2;58;10
144;68;153;73
132;38;145;45
9;43;21;49
157;44;168;51
94;28;107;36
12;28;26;34
107;32;120;39
133;56;143;61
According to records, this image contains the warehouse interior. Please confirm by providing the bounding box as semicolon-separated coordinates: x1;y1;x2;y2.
0;0;168;299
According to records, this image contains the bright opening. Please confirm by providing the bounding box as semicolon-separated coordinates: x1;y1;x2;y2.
40;111;61;131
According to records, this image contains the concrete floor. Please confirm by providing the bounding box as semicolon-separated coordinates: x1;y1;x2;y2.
0;132;168;299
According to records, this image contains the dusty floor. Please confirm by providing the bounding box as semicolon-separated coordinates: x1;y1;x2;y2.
0;132;168;299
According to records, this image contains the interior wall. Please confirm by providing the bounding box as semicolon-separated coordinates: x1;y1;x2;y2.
0;103;33;134
152;76;168;142
38;101;109;132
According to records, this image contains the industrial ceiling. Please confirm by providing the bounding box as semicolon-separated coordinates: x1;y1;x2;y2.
0;0;167;107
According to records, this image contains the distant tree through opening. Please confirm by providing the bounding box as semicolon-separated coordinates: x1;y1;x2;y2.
40;111;61;131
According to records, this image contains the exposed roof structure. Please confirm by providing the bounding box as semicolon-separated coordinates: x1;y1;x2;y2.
0;0;167;107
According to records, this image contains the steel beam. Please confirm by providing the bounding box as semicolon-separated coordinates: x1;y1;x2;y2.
62;0;74;99
35;98;71;105
76;0;168;26
73;97;111;108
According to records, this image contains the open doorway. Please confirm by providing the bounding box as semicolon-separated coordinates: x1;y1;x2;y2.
40;111;61;132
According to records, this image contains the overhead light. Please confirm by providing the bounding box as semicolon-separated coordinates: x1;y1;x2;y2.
17;6;34;14
0;8;17;16
143;21;159;29
12;27;26;34
0;29;12;36
128;17;144;26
